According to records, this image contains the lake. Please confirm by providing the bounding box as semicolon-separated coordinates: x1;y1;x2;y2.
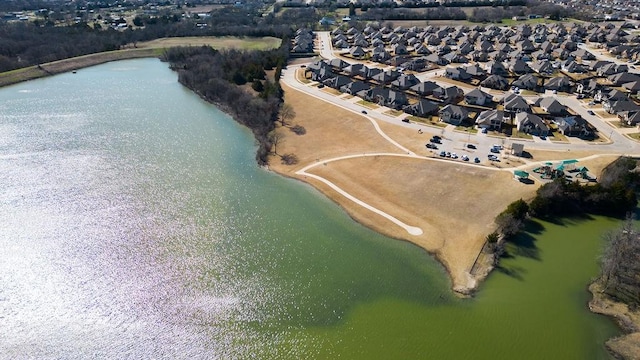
0;58;619;359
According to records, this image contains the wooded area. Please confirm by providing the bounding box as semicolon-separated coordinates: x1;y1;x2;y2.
162;43;289;165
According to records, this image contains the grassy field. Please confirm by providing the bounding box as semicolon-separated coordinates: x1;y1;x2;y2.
133;36;282;51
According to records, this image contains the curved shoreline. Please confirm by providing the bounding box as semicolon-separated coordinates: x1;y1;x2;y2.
3;47;638;357
0;48;160;88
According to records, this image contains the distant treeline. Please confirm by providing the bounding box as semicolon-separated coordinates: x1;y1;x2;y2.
355;0;574;22
162;44;289;165
0;4;310;73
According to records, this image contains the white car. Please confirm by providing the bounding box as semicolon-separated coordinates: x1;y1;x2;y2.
451;152;458;159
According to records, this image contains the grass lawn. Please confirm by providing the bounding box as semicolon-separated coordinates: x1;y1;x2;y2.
549;131;569;142
296;69;311;84
626;133;640;141
511;131;534;140
407;115;447;127
454;126;478;134
607;120;631;129
357;100;380;109
500;17;559;26
135;36;282;51
384;109;404;117
321;87;342;96
342;94;355;99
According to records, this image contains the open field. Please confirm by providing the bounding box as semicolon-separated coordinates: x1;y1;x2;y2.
133;36;282;51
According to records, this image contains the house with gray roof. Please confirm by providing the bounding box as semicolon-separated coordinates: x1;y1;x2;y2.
403;100;440;118
475;110;506;130
544;76;572;92
516;112;549;136
480;75;509;90
410;81;440;96
512;74;540;91
439;104;469;125
536;97;566;116
464;88;491;106
504;93;530;113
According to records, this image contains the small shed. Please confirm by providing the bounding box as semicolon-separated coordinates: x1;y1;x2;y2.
511;143;524;156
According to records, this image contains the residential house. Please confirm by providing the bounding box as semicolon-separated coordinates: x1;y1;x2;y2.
403;100;440;118
464;88;491;106
544;76;572;92
608;72;640;86
577;79;599;96
516;112;549;136
475;109;506;130
358;87;408;109
604;99;640;114
504;93;530;113
618;111;640;126
340;81;370;95
445;67;471;81
530;60;554;75
508;59;532;74
536;97;566;116
432;86;463;104
323;75;351;89
391;74;419;90
439;104;469;125
349;46;366;58
623;81;640;94
554;116;592;137
410;81;440;96
480;75;509;90
511;74;540;91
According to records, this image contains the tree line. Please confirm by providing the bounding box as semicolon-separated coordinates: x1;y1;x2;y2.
488;157;640;265
0;2;305;73
162;43;289;165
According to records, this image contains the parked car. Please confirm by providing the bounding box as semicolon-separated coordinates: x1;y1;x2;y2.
490;147;500;153
451;152;458;159
587;110;595;115
461;155;469;161
439;151;446;157
474;157;480;163
432;135;442;141
426;143;438;149
466;144;476;149
576;94;584;99
446;152;451;158
402;118;410;123
481;128;488;134
318;84;325;88
430;137;441;144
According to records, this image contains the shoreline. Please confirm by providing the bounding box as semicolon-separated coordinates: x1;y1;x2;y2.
589;283;640;359
0;48;161;88
3;48;637;355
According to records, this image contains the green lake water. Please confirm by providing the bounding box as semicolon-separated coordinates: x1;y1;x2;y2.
0;58;620;359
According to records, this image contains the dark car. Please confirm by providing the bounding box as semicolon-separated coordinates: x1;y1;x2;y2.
587;110;595;116
466;144;476;149
361;110;367;114
426;143;438;149
430;137;441;144
402;118;410;123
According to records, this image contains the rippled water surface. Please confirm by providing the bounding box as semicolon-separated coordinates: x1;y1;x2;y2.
0;59;620;359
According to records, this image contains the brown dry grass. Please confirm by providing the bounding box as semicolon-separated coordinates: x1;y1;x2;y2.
271;83;542;291
134;36;282;51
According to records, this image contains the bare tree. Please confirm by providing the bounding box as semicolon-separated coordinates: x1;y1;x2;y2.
268;130;285;155
279;103;296;126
